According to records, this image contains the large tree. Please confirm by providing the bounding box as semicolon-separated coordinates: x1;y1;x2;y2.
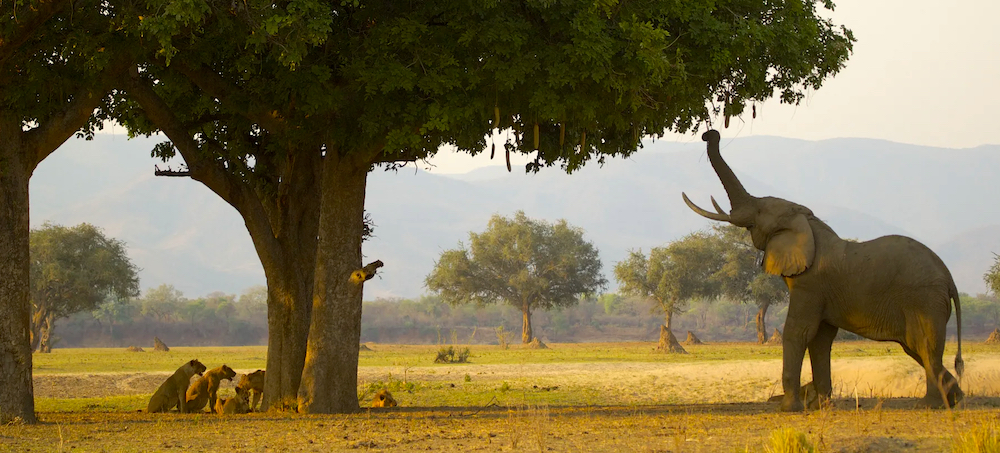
615;231;727;350
114;0;852;413
29;223;140;352
0;0;128;423
711;225;788;344
426;211;606;344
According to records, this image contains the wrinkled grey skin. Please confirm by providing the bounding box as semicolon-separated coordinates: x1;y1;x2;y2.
683;130;964;412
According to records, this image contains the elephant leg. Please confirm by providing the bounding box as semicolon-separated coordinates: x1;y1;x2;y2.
807;321;838;405
780;298;820;412
902;319;962;408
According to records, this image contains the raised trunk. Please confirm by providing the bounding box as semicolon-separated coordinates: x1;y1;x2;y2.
0;137;36;423
298;153;369;414
521;303;533;344
755;303;769;345
703;130;751;208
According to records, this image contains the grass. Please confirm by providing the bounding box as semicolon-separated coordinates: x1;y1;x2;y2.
11;341;1000;452
32;341;985;374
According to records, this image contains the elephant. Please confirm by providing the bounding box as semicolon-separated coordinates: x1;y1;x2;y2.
682;129;964;412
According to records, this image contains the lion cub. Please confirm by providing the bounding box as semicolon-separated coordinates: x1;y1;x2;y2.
371;389;398;408
147;359;207;413
215;386;250;414
236;369;265;412
185;364;237;413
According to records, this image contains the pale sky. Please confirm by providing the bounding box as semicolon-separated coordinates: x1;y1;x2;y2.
427;0;1000;173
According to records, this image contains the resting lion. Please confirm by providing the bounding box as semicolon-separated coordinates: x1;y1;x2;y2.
147;359;207;413
215;387;250;414
185;364;237;413
767;381;820;410
236;369;265;412
371;389;397;408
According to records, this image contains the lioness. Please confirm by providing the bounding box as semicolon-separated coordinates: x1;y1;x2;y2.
215;387;250;414
767;381;820;410
147;359;207;413
236;369;265;412
371;389;397;408
185;364;237;413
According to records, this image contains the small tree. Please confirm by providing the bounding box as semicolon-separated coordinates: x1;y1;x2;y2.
30;223;140;352
614;232;726;352
985;253;1000;296
426;211;606;344
711;225;788;344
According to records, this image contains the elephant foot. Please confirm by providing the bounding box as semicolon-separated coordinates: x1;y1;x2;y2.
779;395;805;412
916;385;964;409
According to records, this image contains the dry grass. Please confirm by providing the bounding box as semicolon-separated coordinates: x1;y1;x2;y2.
12;342;1000;452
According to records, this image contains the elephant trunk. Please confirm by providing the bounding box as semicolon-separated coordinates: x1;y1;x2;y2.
702;130;752;209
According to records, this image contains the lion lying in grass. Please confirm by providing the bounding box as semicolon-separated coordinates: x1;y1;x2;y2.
236;369;265;412
147;359;207;413
371;389;397;408
185;365;236;413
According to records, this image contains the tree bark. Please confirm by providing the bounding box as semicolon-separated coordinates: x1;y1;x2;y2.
298;153;370;414
521;303;533;344
125;75;323;410
0;129;36;424
29;304;48;352
755;302;769;345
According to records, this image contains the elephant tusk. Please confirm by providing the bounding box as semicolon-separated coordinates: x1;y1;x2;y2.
682;192;731;222
710;196;727;216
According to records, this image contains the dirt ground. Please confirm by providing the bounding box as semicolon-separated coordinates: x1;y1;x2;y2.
9;355;1000;452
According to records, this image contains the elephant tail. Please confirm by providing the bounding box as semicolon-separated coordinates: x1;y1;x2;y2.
950;279;964;378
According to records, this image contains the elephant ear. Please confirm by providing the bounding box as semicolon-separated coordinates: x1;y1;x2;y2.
763;214;815;277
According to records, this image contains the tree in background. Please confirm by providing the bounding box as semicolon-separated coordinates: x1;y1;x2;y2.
984;253;1000;296
426;212;606;344
113;0;852;412
615;232;727;351
0;0;131;423
711;225;788;344
29;223;140;353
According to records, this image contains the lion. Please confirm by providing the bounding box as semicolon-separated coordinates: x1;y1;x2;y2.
215;386;250;415
147;359;207;413
185;364;237;413
371;389;397;408
767;381;820;410
236;369;265;412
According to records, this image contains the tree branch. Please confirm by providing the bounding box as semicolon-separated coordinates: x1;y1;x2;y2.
0;0;70;67
170;60;288;133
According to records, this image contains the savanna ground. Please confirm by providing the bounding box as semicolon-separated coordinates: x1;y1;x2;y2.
4;341;1000;452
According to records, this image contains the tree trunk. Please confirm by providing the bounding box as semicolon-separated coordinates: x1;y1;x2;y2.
664;309;673;330
260;259;314;410
521;303;533;344
298;153;370;414
755;302;769;345
0;137;36;424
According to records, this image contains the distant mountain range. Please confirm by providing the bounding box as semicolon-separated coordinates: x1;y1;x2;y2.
29;134;1000;299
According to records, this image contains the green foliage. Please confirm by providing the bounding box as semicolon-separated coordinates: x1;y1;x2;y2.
984;253;1000;296
434;346;471;364
426;211;606;318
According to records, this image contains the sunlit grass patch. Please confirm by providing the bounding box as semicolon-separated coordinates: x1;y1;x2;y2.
764;428;815;453
36;395;148;413
953;419;1000;453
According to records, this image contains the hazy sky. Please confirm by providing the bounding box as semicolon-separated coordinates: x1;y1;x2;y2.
427;0;1000;173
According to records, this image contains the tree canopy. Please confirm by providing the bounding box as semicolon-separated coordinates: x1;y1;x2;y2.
29;223;140;353
985;253;1000;297
111;0;848;413
426;211;606;344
